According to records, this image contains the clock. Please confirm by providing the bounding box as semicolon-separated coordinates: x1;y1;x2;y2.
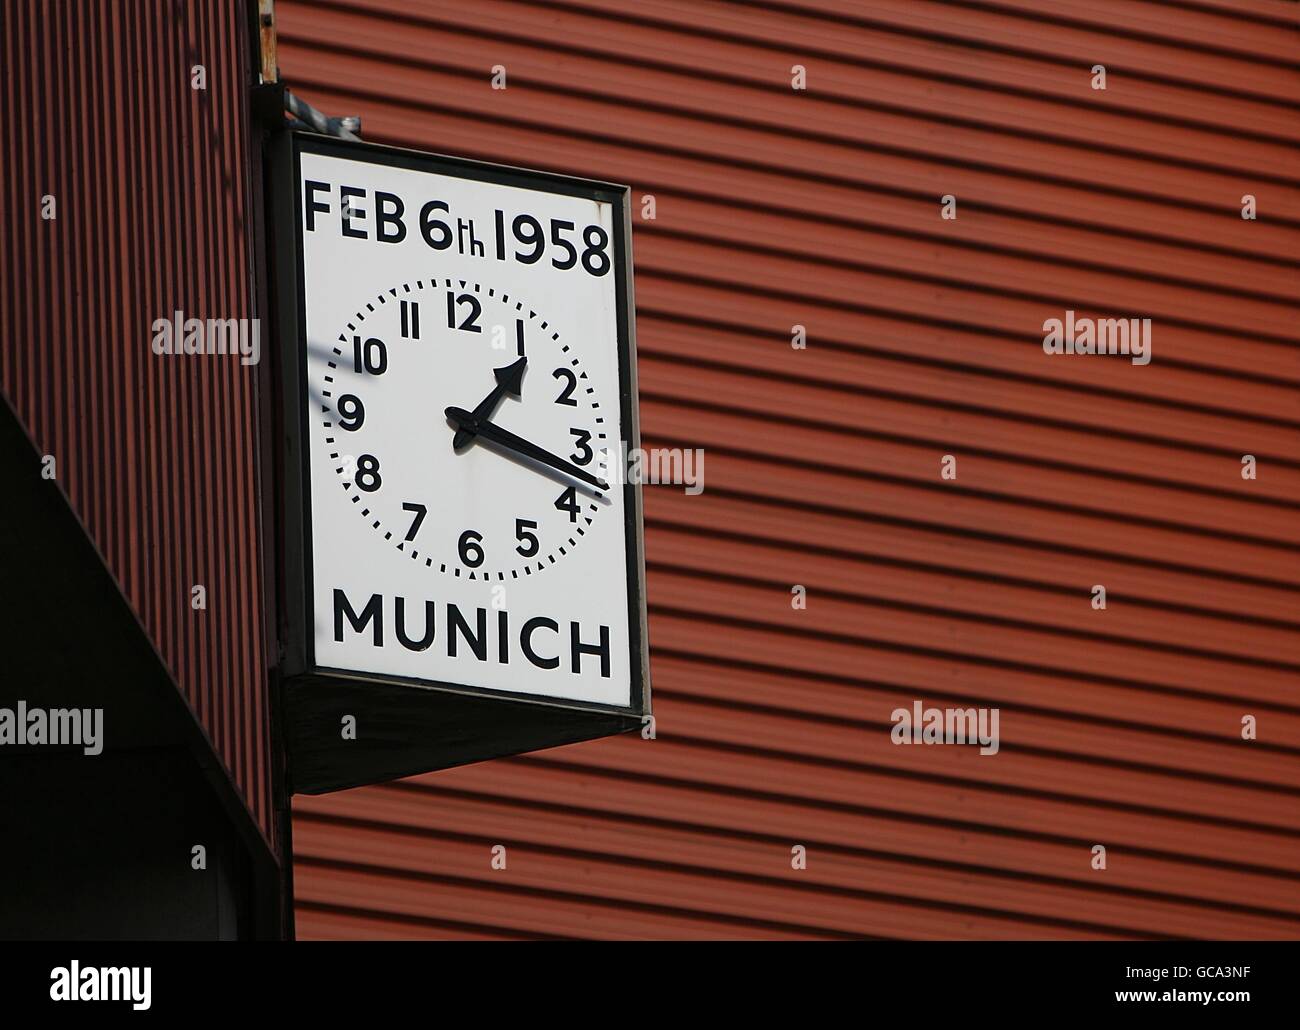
315;277;614;581
276;132;649;765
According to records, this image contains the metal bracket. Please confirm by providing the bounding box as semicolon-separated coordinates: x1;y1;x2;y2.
251;82;361;140
284;89;361;140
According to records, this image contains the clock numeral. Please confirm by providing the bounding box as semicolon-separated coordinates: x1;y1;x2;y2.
553;367;578;406
514;518;539;558
419;200;452;250
512;214;543;264
352;335;388;375
400;300;420;339
355;454;382;492
569;428;593;466
554;487;579;523
446;292;482;333
401;502;427;541
491;211;610;276
581;224;611;277
458;529;485;568
336;394;365;431
550;219;577;270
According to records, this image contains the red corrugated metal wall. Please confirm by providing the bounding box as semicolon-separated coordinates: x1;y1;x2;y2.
0;0;275;844
281;0;1300;938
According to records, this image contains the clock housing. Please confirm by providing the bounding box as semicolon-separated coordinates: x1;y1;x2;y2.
271;133;649;794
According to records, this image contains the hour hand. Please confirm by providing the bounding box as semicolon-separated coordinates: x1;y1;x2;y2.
452;356;527;450
444;407;609;491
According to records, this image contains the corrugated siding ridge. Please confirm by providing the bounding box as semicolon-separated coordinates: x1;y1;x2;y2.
277;15;1300;231
291;0;1300;180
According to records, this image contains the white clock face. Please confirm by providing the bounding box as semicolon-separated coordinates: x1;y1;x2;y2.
316;277;614;580
296;145;640;710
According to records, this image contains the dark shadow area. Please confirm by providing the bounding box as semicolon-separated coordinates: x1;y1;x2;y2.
0;393;279;940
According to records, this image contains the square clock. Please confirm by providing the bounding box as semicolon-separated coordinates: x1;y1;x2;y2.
271;133;650;793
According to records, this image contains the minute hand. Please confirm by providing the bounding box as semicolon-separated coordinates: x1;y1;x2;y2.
447;408;609;491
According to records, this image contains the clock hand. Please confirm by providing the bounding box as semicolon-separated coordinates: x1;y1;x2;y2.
451;356;527;450
444;406;609;491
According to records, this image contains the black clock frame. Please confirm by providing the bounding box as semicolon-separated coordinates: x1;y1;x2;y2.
268;132;650;794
